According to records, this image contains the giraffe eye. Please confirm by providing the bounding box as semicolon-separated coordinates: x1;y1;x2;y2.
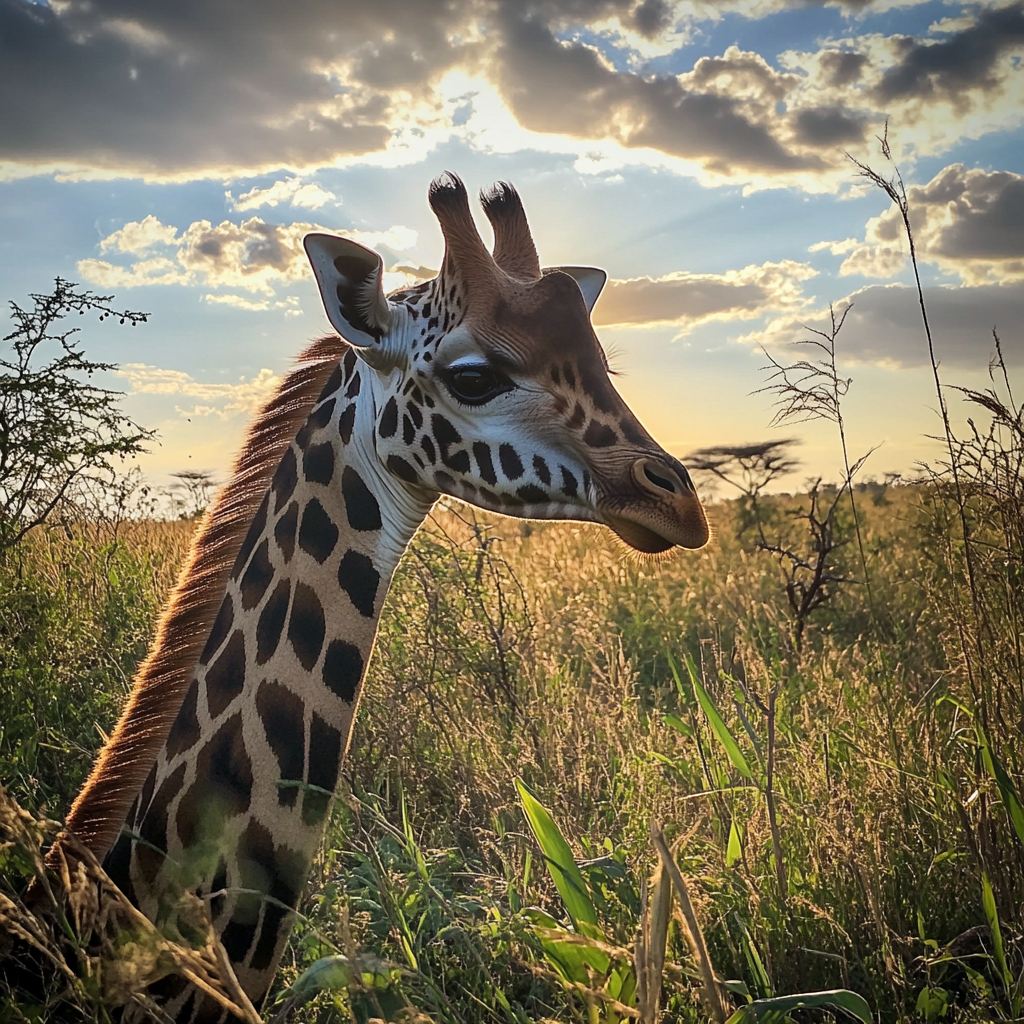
443;364;513;405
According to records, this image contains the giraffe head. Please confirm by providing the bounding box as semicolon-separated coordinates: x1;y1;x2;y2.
304;173;708;553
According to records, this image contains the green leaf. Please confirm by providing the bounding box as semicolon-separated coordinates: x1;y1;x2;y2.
516;779;599;932
681;653;752;780
725;988;872;1023
726;820;743;867
663;713;692;737
977;727;1024;847
981;872;1012;993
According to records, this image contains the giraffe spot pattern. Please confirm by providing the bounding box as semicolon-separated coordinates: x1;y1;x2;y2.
308;397;336;431
230;492;270;576
316;365;342;402
432;414;470;473
205;630;246;719
302;714;342;827
341;467;382;532
379;397;398;438
200;594;235;666
240;539;274;610
387;454;419;484
420;434;436;464
517;484;547;503
563;362;576;387
402;414;415;445
287;582;326;670
303;441;335;485
407;400;423;428
533;455;551;486
473;442;497;485
342;348;357;379
344;371;361;398
137;762;186;884
619;416;646;445
560;466;579;498
567;403;586;429
338;549;380;617
271;448;298;513
176;713;253;849
230;819;305;971
256;579;291;665
583;421;617;447
103;829;135;906
165;678;202;757
322;639;363;703
338;402;356;444
256;680;305;809
275;500;299;563
499;444;524;480
298;498;339;564
138;762;158;821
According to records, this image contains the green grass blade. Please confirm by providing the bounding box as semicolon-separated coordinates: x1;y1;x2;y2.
725;988;872;1023
516;778;599;931
684;653;752;780
981;872;1012;995
726;820;743;867
978;727;1024;847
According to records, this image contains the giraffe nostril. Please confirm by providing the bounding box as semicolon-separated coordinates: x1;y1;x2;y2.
643;464;677;493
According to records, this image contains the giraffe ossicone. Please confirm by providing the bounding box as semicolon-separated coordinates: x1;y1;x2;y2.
53;173;708;1021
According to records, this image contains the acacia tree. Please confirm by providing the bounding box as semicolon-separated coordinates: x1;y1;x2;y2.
0;279;155;555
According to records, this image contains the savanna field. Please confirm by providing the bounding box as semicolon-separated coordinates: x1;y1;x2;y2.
1;408;1022;1022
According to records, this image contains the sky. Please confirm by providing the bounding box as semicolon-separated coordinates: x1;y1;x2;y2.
1;0;1022;495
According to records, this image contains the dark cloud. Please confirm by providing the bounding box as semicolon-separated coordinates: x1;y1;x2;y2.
0;0;1005;181
0;0;466;174
845;164;1024;282
766;282;1023;369
819;49;868;87
925;170;1024;261
793;106;866;145
596;277;769;326
494;14;825;174
873;2;1024;104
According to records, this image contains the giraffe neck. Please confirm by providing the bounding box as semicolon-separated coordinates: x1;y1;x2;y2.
105;348;434;1015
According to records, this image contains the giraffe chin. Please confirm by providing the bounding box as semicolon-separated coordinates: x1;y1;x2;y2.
603;509;710;554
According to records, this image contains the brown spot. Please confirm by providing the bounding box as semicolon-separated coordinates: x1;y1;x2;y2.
256;680;306;808
205;630;246;719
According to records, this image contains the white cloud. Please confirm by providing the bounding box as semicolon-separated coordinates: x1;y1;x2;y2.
228;177;338;211
99;214;179;254
78;215;417;294
76;255;189;288
116;363;282;418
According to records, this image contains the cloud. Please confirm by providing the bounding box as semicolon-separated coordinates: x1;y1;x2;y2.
872;3;1024;105
116;363;281;418
593;260;817;331
748;280;1024;370
78;215;416;295
99;214;179;253
4;0;1018;188
228;177;338;211
838;163;1024;284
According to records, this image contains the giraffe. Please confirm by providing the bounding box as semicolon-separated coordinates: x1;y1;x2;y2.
49;173;709;1021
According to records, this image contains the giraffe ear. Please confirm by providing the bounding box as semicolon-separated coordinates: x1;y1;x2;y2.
544;266;607;314
304;233;395;351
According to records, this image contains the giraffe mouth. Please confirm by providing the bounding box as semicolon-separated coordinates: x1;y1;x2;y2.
597;457;709;553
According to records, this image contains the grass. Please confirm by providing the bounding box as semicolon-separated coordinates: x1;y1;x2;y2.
5;454;1020;1020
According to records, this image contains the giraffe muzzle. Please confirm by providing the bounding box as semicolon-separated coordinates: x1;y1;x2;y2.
597;456;709;554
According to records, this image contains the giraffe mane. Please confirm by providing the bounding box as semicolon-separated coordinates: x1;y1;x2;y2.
52;335;349;863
